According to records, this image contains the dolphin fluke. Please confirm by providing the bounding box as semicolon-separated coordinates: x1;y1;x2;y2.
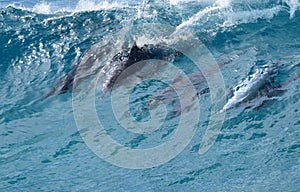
42;68;76;100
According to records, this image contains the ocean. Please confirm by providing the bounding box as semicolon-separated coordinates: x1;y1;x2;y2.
0;0;300;191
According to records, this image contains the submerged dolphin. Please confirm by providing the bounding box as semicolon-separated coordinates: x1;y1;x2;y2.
43;42;181;99
145;61;299;117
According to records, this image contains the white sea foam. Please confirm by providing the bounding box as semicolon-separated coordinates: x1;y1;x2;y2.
8;0;130;14
32;2;51;14
282;0;300;18
223;6;282;27
169;0;214;5
75;0;128;12
4;0;300;26
175;0;231;31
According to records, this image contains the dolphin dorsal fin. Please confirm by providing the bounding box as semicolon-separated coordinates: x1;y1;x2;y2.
133;41;137;47
130;41;139;52
128;41;142;62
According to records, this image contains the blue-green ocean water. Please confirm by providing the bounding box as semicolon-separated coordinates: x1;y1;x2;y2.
1;0;300;191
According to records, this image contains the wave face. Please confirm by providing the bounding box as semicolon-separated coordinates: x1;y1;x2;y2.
1;0;300;191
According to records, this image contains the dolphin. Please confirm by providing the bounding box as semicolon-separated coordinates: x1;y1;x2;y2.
145;61;299;117
145;59;232;114
220;64;277;112
220;62;300;112
43;42;181;100
101;42;181;96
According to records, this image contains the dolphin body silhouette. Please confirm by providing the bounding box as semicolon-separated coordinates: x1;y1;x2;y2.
219;62;299;112
43;42;181;99
146;61;299;118
101;42;181;96
220;64;278;112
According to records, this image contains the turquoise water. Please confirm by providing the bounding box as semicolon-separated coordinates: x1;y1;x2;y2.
1;0;300;191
